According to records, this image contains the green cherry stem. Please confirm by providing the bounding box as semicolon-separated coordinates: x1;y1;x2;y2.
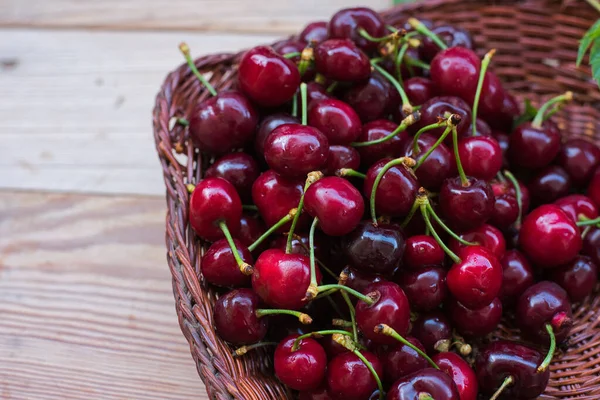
395;42;410;85
283;51;301;59
489;376;515;400
336;168;367;179
286;171;323;254
537;323;556;373
531;91;573;129
341;291;359;342
291;91;298;117
503;170;523;228
248;211;295;252
412;119;451;154
471;49;496;136
576;216;600;227
452;126;469;187
400;196;421;229
255;308;313;324
404;56;431;70
242;204;258;211
358;27;392;42
374;324;439;370
407;18;448;50
176;117;189;126
420;202;461;264
292;330;353;351
179;42;218;97
305;217;320;301
352;112;420;147
218;221;254;275
370;157;417;225
317;284;375;305
371;60;413;114
417;394;434;400
426;203;477;246
300;82;308;125
232;342;278;357
414;126;452;170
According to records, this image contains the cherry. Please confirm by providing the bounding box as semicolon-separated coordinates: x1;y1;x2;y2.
328;7;385;52
487;91;520;132
403;235;445;270
554;194;598;224
306;82;333;106
356;120;407;166
410;96;472;139
343;72;393;122
300;21;328;44
255;113;299;157
322;145;361;176
343;222;406;275
519;204;582;268
341;267;384;296
456;136;503;181
387;368;460;400
314;39;371;82
272;39;305;62
327;350;383;400
364;158;419;218
439;177;495;231
356;281;411;345
430;47;480;104
404;77;437;106
299;387;333;400
421;25;474;61
588;167;600;208
557;138;600;186
502;179;531;215
528;165;572;205
474;118;492;137
213;289;267;345
397;266;447;312
205;153;259;202
274;334;327;391
411;311;453;354
252;170;307;230
499;250;535;307
238;46;301;107
476;72;508;125
433;352;478;400
378;337;429;383
201;239;253;287
516;281;573;343
447;297;502;337
449;224;506;260
492;131;510;164
238;213;266;250
402;132;455;190
447;246;503;309
490;193;519;230
509;121;561;169
550;256;598;302
475;341;550;400
583;227;600;266
270;231;325;261
308;99;362;145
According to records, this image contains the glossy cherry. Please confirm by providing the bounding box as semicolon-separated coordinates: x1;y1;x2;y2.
300;21;328;44
356;120;407;166
583;227;600;266
356;281;411;345
328;7;385;52
430;47;480;104
205;153;260;202
189;177;241;242
403;132;455;190
420;25;474;61
528;165;571;205
449;223;506;260
255;113;299;157
447;297;502;337
397;266;447;312
306;82;333;106
314;39;371;82
378;337;429;383
499;250;535;307
411;311;453;354
447;246;503;309
299;387;333;400
238;46;301;107
588;167;600;208
439;177;495;231
403;235;445;270
238;213;266;250
433;352;478;400
387;368;460;400
343;267;385;295
274;334;327;391
308;99;362;145
457;136;503;181
364;157;419;217
509;121;561;169
404;77;437;106
554;194;598;224
272;39;305;62
252;170;307;230
213;289;267;345
477;72;507;124
326;351;383;400
550;256;598;302
201;239;253;287
410;96;472;139
474;118;492;137
343;72;393;122
322;145;361;176
490;193;519;230
557;138;600;186
486;91;520;132
519;205;582;268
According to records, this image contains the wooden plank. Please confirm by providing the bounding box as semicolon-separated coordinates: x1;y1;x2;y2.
0;29;279;195
0;190;208;400
0;0;390;34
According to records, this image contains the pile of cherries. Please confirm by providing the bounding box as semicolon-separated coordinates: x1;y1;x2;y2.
178;6;600;400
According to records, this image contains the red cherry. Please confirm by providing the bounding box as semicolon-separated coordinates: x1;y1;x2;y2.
554;194;598;224
411;311;453;354
588;167;600;208
433;352;478;400
328;7;385;52
189;177;241;242
255;113;298;157
474;118;492;137
449;224;506;260
403;235;445;270
205;153;259;202
583;227;600;266
314;39;371;82
404;77;437;106
272;39;305;62
439;177;495;231
410;96;472;139
556;138;600;186
300;21;328;44
326;351;383;400
499;250;535;307
308;99;362;145
447;297;502;337
299;387;332;400
322;145;361;176
550;255;598;302
342;267;384;295
430;47;480;103
477;72;508;124
387;368;460;400
238;213;266;250
420;25;474;61
274;334;327;391
238;46;301;107
519;205;582;268
378;336;429;383
447;246;503;309
402;132;455;190
509;121;561;169
486;91;520;132
490;193;519;230
213;289;267;345
306;82;333;107
201;239;253;287
364;158;419;218
356;120;408;166
343;72;393;122
457;136;503;181
528;165;572;206
397;266;448;312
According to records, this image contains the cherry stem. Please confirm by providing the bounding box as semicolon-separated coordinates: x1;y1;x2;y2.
283;51;300;59
420;202;461;264
218;221;254;275
336;168;367;179
413;126;452;170
581;225;592;239
531;91;573;129
242;204;258;211
317;284;375;306
405;56;430;71
305;217;320;301
371;60;413;114
452;126;469;187
417;394;434;400
300;82;308;125
352;112;420;147
576;216;600;226
176;117;189;126
370;157;417;225
286;171;323;253
503;170;523;228
400;197;421;228
489;376;515;400
179;42;218;97
233;342;277;357
412;121;448;154
291;91;298;117
426;203;477;246
292;330;352;351
408;18;448;50
395;42;410;86
248;212;294;252
341;291;359;342
358;27;389;42
255;308;313;324
537;323;556;373
374;324;439;370
472;49;496;136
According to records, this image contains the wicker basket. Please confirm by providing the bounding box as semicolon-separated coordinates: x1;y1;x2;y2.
152;1;600;398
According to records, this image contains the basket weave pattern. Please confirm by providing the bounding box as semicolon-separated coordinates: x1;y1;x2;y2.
152;1;600;398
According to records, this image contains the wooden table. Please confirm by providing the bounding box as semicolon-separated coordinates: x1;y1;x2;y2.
0;1;390;398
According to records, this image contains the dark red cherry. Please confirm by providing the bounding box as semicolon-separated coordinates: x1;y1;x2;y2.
364;158;419;218
306;82;333;106
492;131;510;166
189;91;258;155
457;136;503;181
343;267;385;295
449;224;506;260
238;46;301;107
411;311;453;354
503;179;531;215
238;213;266;250
300;21;328;44
322;145;361;176
328;7;385;52
583;227;600;266
387;368;460;400
308;99;362;145
519;205;582;268
356;120;407;166
557;138;600;186
588;167;600;208
509;121;561;169
554;194;598;225
473;118;492;137
314;39;371;82
433;352;478;400
475;341;550;400
447;246;503;309
397;266;447;312
403;235;445;270
213;288;267;345
270;231;325;262
378;337;429;383
499;250;535;307
487;91;520;132
255;113;299;157
402;132;455;190
550;256;598;302
205;153;260;202
327;351;383;400
490;193;519;230
516;281;573;343
410;96;472;139
477;72;508;124
264;123;329;178
189;177;241;242
252;170;307;230
343;222;406;275
272;39;305;62
439;177;495;231
252;249;319;310
274;334;327;391
343;72;392;123
404;77;437;106
528;165;571;205
299;387;333;400
430;47;480;103
447;297;502;337
201;239;253;287
420;25;474;61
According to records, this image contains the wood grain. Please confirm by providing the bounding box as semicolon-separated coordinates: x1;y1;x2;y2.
0;0;389;34
0;191;208;400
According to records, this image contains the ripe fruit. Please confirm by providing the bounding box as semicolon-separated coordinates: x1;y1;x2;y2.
326;351;383;400
275;335;327;391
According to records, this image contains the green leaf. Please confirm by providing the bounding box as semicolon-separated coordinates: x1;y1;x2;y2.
577;19;600;67
513;98;538;128
590;40;600;83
